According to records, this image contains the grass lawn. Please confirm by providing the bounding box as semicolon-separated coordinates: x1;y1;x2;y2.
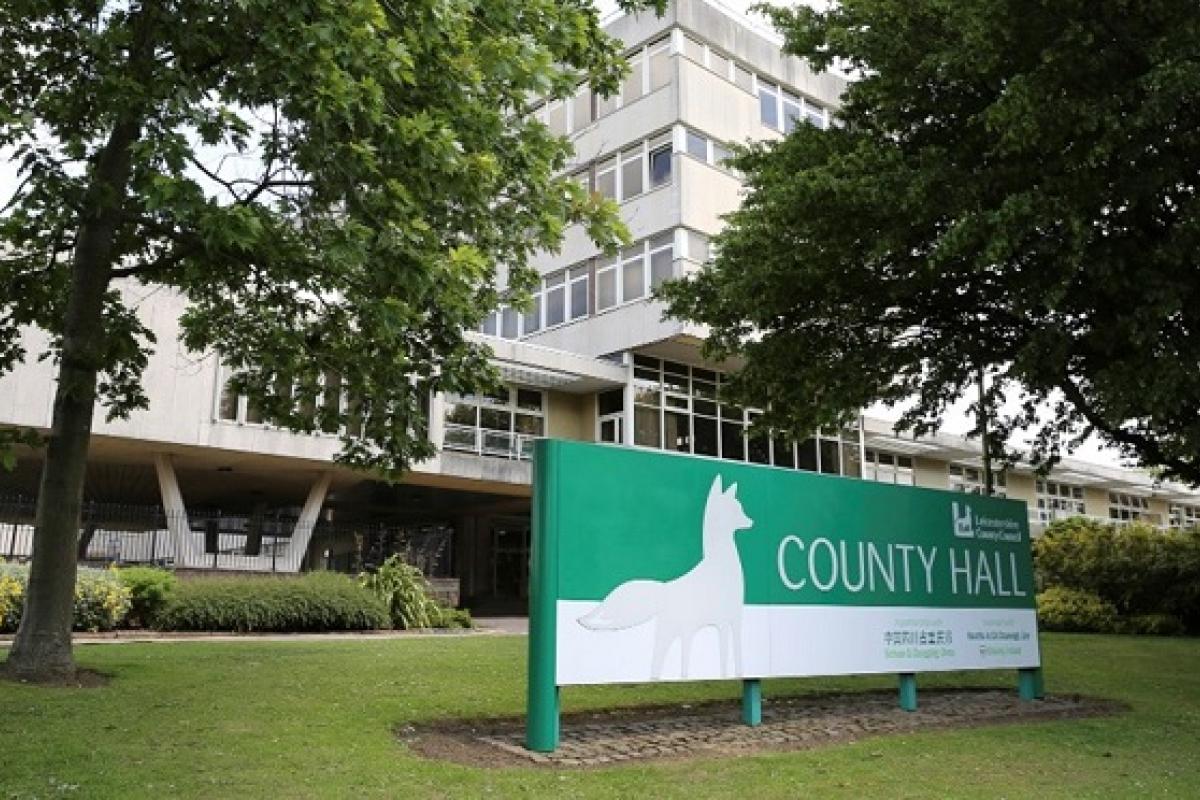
1;632;1198;799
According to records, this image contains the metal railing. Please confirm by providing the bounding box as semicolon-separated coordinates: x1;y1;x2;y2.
442;423;536;460
0;498;453;577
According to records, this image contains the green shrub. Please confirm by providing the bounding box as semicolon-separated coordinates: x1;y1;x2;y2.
1037;586;1120;633
0;563;131;633
360;556;471;629
154;571;389;632
1035;519;1200;632
1121;613;1187;637
117;566;178;627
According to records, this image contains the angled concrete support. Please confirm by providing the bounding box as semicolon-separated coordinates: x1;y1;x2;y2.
282;471;333;572
153;454;192;567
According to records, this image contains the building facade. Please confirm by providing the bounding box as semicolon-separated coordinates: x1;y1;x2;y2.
2;0;1197;611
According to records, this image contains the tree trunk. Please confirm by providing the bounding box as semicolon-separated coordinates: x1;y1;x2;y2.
3;113;143;680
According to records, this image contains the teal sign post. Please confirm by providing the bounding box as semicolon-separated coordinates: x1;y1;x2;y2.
527;440;1043;752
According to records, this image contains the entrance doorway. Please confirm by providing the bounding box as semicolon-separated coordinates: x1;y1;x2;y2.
491;517;530;603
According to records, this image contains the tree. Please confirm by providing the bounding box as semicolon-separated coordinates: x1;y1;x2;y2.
660;0;1200;484
0;0;656;680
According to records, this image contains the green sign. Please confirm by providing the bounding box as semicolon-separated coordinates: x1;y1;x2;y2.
527;440;1043;752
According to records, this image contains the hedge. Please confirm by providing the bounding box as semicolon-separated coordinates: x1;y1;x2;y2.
1034;518;1200;634
0;563;132;633
117;566;178;627
154;571;390;632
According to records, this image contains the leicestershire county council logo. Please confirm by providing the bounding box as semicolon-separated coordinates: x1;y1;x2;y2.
952;501;975;539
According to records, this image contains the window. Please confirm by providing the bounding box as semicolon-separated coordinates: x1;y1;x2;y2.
948;464;1007;497
782;90;802;133
622;52;644;106
682;34;704;63
648;232;674;289
544;100;567;136
595;156;617;200
1035;480;1086;525
620;145;643;200
863;449;914;486
571;86;592;131
626;355;864;469
621;244;645;302
648;35;671;91
708;50;730;80
522;293;541;335
649;138;672;187
686;129;707;159
1109;492;1149;523
596;257;618;311
568;265;589;320
443;386;544;460
685;230;709;263
758;80;779;129
544;272;566;327
1169;504;1200;529
681;128;734;173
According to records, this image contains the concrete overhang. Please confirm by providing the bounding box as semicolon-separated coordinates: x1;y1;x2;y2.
471;333;627;394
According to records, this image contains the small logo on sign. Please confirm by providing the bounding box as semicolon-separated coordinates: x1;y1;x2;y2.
952;501;975;539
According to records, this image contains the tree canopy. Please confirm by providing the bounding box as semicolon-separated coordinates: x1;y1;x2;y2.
661;0;1200;484
1;0;650;473
0;0;659;679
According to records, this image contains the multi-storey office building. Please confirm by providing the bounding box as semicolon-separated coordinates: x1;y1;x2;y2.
2;0;1197;611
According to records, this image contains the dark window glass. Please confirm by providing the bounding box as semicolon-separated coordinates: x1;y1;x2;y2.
694;416;718;457
819;438;841;474
649;145;672;187
797;438;818;471
722;420;745;461
598;389;623;416
748;432;770;464
773;437;795;468
686;130;707;159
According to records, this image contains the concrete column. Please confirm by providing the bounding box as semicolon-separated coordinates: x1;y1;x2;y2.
622;351;635;446
153;454;192;567
283;471;333;571
428;390;446;455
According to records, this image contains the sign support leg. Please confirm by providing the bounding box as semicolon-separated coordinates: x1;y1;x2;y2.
1018;667;1044;701
742;679;762;726
898;672;918;711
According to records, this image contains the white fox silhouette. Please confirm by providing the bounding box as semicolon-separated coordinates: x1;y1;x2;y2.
577;475;754;679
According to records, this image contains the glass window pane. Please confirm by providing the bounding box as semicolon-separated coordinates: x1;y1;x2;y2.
634;405;661;447
649;48;670;91
219;380;239;421
596;265;617;310
515;413;543;435
622;254;645;301
516;389;542;411
664;411;690;453
686;130;707;159
545;102;567;136
571;86;591;130
598;389;623;416
687;230;709;262
445;402;477;426
773;437;795;468
712;141;731;166
650;246;674;288
621;147;643;199
545;285;565;326
693;415;718;457
622;54;643;105
819;438;840;474
596;90;619;118
522;294;541;334
480;312;498;336
797;438;818;471
759;82;779;129
683;35;704;63
721;423;745;460
569;272;588;320
648;145;672;187
596;157;617;199
841;441;862;478
501;307;519;339
748;432;770;464
480;407;510;431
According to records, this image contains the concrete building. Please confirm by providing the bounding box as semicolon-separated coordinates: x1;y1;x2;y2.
2;0;1198;611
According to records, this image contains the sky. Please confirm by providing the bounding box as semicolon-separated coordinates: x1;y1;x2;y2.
0;0;1128;470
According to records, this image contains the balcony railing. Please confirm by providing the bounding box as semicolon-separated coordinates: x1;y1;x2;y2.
442;423;536;461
